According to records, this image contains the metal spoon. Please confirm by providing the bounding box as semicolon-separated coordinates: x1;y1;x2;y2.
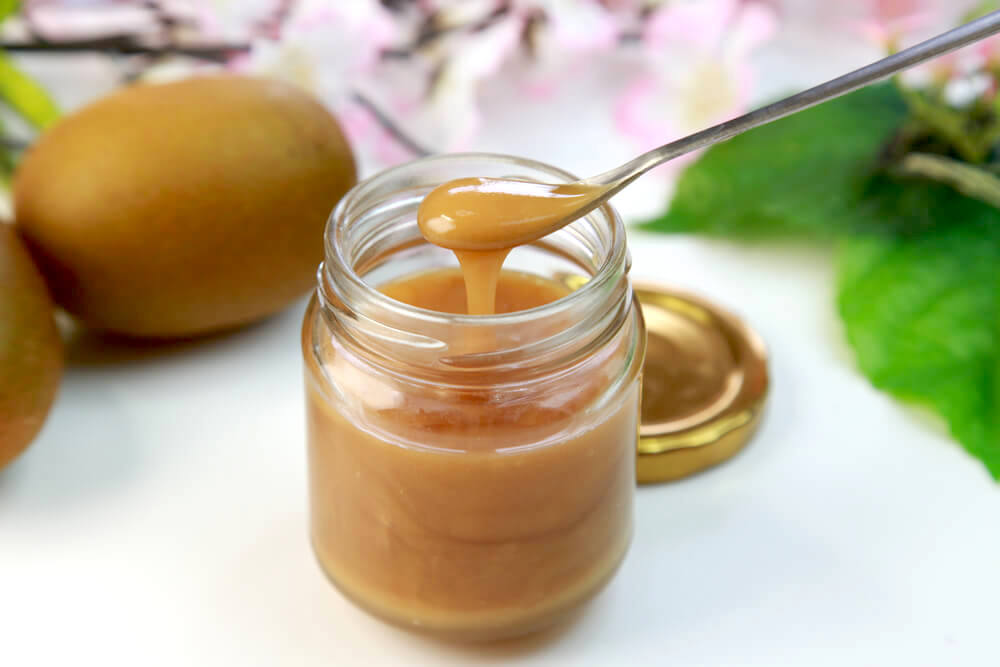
419;10;1000;251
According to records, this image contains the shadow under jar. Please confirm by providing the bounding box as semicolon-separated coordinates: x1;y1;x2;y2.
302;154;646;642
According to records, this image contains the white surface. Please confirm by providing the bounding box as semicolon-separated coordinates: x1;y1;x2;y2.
4;235;1000;667
4;13;1000;667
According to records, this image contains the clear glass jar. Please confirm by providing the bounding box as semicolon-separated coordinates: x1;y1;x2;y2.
302;154;645;641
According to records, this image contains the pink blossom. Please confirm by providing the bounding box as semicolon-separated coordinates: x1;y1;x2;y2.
972;28;1000;72
854;0;943;48
515;0;620;99
847;0;1000;95
615;0;777;172
237;0;397;104
528;0;619;51
335;100;411;169
415;15;523;150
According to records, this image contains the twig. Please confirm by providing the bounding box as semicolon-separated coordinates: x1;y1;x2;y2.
898;152;1000;208
0;39;250;62
350;91;434;157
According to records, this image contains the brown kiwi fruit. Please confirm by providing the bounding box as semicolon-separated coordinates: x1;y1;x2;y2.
14;75;357;339
0;223;62;468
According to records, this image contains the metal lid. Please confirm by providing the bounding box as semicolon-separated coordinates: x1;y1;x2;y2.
633;283;769;484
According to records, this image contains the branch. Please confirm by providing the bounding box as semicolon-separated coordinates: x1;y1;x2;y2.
350;91;434;158
898;152;1000;209
0;39;250;62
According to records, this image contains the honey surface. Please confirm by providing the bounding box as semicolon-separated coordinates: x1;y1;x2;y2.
379;267;570;314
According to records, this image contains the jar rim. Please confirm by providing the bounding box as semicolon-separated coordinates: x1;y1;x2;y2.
323;152;629;329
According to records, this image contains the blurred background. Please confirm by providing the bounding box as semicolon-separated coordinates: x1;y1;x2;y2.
0;0;986;221
6;5;1000;665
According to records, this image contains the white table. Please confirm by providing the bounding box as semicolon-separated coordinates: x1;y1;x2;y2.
4;13;1000;666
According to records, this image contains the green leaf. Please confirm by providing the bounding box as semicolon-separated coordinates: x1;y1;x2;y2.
0;0;18;23
837;207;1000;478
641;84;908;239
0;51;60;129
640;81;1000;478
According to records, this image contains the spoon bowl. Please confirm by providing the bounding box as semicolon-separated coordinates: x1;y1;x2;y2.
417;177;606;250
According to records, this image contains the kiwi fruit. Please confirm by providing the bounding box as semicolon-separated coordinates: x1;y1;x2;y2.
14;75;357;339
0;223;62;468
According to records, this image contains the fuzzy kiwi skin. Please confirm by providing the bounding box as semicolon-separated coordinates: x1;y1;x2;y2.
0;223;62;469
14;75;357;339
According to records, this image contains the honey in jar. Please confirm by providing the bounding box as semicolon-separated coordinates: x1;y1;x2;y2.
302;154;645;641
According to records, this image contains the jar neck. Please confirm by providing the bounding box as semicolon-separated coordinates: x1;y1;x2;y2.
317;153;633;381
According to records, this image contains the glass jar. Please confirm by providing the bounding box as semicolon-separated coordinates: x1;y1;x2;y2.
302;154;645;641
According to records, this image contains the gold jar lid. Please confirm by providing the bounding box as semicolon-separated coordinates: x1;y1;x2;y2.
633;283;769;484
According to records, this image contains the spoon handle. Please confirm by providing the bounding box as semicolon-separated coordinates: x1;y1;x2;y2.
593;10;1000;190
